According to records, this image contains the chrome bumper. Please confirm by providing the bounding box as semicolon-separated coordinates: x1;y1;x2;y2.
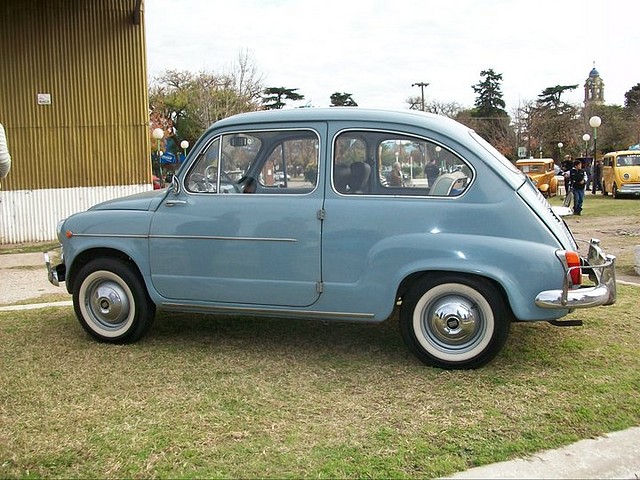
44;248;65;287
535;238;616;309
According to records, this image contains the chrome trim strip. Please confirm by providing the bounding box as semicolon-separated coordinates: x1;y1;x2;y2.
151;234;297;243
69;233;296;242
160;302;375;320
70;233;148;238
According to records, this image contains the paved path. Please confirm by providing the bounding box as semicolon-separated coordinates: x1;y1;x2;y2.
446;427;640;479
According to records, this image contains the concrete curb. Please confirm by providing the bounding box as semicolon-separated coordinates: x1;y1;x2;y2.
445;427;640;479
0;300;72;312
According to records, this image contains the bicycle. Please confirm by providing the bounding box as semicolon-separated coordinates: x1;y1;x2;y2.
563;183;573;208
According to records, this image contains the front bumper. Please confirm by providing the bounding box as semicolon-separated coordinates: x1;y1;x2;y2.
44;247;65;286
535;238;616;309
617;184;640;196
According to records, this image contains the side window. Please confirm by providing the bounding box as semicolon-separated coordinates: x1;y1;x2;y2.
185;130;318;195
333;135;367;193
186;137;222;193
333;131;473;197
259;136;319;193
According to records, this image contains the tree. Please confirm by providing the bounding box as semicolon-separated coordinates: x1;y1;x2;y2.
466;69;513;157
330;92;358;107
471;69;506;115
624;83;640;110
537;85;578;110
261;87;305;110
406;98;463;118
148;52;264;153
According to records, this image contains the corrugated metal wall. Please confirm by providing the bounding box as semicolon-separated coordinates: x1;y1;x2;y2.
0;0;152;243
0;0;150;192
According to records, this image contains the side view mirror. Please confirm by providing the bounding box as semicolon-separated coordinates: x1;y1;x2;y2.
171;173;180;195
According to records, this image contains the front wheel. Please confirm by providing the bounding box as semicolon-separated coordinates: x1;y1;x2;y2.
400;275;511;369
73;258;156;343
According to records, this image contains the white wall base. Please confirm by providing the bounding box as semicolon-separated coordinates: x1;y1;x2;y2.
0;185;153;244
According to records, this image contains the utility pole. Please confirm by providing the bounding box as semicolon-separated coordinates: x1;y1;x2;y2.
412;82;429;111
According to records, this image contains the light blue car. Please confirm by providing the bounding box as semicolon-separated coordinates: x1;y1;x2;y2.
45;109;617;369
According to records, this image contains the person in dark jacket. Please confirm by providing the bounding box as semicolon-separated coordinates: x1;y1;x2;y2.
569;159;587;215
425;159;440;188
592;159;602;194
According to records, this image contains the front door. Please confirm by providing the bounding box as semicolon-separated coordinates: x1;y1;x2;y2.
149;126;324;307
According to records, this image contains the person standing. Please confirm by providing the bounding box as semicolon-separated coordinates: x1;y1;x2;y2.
389;161;404;186
592;159;602;194
569;159;587;215
424;158;439;188
0;122;11;189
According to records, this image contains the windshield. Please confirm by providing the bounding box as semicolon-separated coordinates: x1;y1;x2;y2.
518;164;545;173
617;154;640;167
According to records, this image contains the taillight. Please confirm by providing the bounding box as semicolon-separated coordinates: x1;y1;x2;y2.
565;251;582;286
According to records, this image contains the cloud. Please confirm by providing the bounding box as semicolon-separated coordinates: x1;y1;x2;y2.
146;0;640;110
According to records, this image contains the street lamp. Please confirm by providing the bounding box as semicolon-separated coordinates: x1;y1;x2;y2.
152;128;164;181
582;133;591;158
411;82;429;111
589;116;602;194
589;116;601;162
435;145;442;170
180;140;189;161
152;128;164;152
557;142;563;162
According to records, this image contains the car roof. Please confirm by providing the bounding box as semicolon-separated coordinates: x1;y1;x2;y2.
604;150;640;156
516;158;555;164
208;108;473;139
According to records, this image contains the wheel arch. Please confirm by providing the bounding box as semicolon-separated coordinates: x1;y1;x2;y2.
396;270;515;320
67;248;142;294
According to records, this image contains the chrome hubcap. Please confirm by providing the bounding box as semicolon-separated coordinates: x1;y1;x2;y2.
426;295;481;347
88;280;130;327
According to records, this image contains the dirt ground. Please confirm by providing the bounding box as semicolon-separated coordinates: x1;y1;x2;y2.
563;212;640;282
0;252;70;304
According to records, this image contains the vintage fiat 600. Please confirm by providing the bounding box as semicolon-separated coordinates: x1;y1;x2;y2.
45;109;617;369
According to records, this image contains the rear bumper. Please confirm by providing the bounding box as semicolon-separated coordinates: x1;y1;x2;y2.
44;248;65;286
535;238;616;309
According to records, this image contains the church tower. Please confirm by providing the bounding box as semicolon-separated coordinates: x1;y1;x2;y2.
584;64;605;106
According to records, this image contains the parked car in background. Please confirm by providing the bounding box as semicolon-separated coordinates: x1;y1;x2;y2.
44;109;617;370
601;150;640;198
515;158;559;197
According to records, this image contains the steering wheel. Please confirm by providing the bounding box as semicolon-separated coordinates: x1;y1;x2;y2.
238;176;257;194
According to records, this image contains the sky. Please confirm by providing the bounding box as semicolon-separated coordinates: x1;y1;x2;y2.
145;0;639;112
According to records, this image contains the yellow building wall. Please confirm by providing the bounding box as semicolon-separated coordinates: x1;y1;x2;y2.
0;0;150;191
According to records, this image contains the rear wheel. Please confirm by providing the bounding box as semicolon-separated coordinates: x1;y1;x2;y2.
400;275;510;369
73;258;155;343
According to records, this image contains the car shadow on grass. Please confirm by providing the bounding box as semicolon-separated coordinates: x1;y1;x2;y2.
147;311;414;367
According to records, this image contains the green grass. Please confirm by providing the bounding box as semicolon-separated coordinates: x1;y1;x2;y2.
1;286;639;478
0;241;59;255
549;191;640;214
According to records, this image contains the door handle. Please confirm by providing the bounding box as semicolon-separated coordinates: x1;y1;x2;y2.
165;200;187;207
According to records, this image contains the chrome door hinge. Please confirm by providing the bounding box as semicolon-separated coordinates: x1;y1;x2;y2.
317;209;326;221
316;281;324;293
